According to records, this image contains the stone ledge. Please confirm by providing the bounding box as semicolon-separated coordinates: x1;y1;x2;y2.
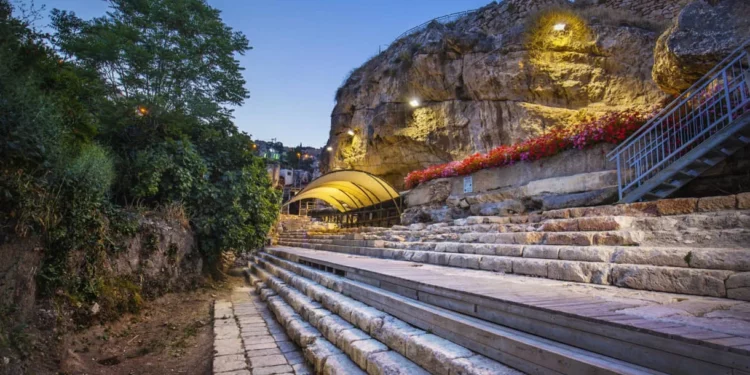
277;240;746;300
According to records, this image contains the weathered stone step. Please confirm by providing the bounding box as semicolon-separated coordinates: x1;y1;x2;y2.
280;199;750;237
280;238;750;272
254;251;664;375
256;278;368;374
283;224;750;248
284;212;750;241
277;239;744;299
254;265;431;375
251;259;522;375
283;230;646;246
539;196;750;220
265;246;750;375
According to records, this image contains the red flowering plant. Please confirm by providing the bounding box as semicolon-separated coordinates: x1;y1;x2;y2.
404;110;650;189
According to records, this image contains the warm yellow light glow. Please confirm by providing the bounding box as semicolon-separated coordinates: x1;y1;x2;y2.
252;144;257;149
553;23;566;31
409;98;421;108
136;106;148;116
326;146;333;151
347;129;355;136
297;152;301;157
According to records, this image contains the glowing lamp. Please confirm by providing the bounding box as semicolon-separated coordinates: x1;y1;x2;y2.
326;146;333;151
347;129;355;136
409;98;421;108
553;23;566;31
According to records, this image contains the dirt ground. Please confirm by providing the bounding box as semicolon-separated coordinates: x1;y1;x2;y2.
51;277;245;375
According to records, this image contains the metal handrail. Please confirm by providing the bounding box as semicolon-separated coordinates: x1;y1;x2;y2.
608;38;750;157
608;40;750;201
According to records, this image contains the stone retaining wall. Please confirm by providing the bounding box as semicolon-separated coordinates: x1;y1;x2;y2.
402;144;619;223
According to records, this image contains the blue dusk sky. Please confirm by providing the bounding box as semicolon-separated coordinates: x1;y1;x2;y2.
32;0;490;147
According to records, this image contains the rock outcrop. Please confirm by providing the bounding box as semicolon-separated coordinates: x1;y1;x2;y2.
653;0;750;95
324;0;674;188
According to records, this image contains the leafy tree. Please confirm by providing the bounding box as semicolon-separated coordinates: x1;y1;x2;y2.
0;0;278;328
50;0;280;261
0;0;109;237
51;0;250;121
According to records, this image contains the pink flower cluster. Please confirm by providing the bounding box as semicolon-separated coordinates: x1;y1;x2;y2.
404;110;649;189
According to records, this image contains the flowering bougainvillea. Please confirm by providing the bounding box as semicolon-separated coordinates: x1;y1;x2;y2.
404;110;650;189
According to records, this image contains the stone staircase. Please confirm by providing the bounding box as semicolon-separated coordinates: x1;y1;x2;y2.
249;259;524;375
248;253;667;375
250;194;750;374
277;195;750;300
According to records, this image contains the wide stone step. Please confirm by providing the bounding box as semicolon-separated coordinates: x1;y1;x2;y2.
280;208;750;243
254;251;665;375
251;259;522;375
283;229;647;247
280;238;750;272
277;239;746;299
283;223;750;248
264;246;750;375
255;278;368;374
255;267;433;375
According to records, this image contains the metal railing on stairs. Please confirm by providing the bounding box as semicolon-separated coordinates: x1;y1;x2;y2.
608;40;750;203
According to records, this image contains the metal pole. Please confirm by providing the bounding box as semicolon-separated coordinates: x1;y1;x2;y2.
616;154;623;201
723;70;734;118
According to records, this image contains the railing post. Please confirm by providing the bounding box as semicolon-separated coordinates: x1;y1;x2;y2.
616;154;623;201
723;70;733;118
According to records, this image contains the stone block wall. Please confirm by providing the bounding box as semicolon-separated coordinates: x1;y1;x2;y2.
402;144;620;223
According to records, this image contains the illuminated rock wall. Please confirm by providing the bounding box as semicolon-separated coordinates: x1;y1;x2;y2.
324;0;680;189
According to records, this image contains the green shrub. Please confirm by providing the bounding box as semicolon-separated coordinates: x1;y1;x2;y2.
129;139;207;203
63;144;115;202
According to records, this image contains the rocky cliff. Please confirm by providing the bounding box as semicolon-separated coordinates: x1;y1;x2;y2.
324;0;677;189
653;0;750;95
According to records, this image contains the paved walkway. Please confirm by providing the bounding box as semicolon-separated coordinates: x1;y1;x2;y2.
213;286;313;375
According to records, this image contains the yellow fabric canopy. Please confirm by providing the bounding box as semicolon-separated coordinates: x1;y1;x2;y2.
285;170;400;212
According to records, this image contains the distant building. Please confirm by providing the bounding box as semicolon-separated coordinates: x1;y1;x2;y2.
255;140;285;161
278;169;313;188
254;139;325;191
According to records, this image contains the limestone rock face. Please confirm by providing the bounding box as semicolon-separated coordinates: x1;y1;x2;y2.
652;0;750;95
324;0;671;188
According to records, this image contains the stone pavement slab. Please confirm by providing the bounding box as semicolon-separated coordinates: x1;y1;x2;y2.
212;286;313;375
